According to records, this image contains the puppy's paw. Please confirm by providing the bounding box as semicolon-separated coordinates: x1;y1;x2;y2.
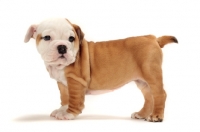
50;105;68;117
50;105;75;120
131;112;144;119
145;114;163;122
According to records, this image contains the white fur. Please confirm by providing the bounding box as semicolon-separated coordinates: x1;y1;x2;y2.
36;18;77;68
34;18;79;85
50;105;75;120
131;112;143;119
46;64;67;86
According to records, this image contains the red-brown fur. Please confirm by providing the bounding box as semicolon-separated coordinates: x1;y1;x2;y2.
58;24;178;121
25;19;177;122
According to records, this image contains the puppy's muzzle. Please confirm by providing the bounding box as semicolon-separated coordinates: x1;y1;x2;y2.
57;45;67;54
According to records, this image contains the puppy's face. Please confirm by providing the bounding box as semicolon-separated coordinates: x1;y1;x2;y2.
24;18;84;69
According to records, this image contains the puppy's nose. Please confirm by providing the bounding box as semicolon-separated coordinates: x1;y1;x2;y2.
57;45;67;54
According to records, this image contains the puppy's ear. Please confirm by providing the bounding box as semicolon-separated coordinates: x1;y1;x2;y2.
72;24;84;44
24;25;37;43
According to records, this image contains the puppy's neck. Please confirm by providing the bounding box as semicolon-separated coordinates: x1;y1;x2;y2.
45;64;67;86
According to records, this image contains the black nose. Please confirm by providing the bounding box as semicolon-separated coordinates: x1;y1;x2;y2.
57;45;67;54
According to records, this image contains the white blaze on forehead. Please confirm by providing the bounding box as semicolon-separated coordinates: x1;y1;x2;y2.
36;18;73;34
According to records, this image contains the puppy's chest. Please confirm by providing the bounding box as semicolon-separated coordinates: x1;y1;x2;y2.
47;66;67;86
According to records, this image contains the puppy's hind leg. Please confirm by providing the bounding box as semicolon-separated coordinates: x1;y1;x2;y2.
131;80;154;120
142;66;166;122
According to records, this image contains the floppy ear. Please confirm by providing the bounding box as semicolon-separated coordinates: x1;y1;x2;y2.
72;24;84;44
24;25;37;43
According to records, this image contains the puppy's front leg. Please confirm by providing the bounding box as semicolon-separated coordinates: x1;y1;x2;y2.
50;82;69;119
51;79;85;120
66;77;85;119
57;82;69;106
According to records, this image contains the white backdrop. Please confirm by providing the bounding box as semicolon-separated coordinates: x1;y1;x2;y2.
0;0;200;131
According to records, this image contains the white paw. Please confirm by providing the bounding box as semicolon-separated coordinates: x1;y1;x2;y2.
131;112;143;119
50;105;75;120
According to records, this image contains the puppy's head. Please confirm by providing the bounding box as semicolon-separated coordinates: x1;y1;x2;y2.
24;18;84;69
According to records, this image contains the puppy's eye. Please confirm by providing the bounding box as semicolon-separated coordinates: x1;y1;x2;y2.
41;35;51;41
69;36;75;42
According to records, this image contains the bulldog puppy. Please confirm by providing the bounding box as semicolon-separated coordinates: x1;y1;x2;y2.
24;18;178;122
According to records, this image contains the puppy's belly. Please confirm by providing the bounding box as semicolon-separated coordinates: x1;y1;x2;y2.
86;79;136;95
86;89;114;95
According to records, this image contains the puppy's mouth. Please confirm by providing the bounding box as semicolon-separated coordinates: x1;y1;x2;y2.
59;54;65;59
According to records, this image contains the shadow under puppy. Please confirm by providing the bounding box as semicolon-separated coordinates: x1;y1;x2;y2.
24;18;178;122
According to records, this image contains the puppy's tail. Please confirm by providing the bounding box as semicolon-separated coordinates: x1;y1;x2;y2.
157;36;178;48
